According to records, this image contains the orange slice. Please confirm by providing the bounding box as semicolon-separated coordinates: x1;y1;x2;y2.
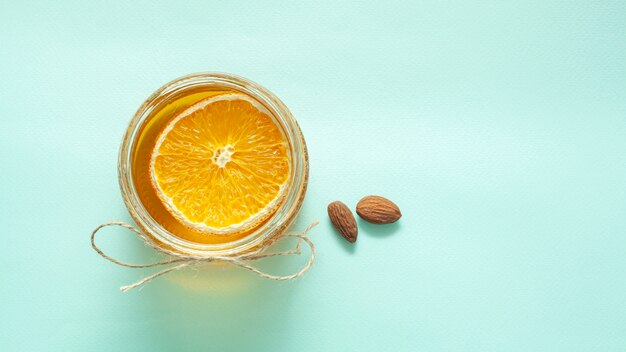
150;93;290;235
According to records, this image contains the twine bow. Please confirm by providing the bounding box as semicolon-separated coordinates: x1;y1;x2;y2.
91;220;318;292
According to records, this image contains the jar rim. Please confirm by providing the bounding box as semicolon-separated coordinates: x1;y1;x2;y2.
118;72;309;257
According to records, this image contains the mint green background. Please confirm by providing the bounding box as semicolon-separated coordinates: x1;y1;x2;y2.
1;1;626;351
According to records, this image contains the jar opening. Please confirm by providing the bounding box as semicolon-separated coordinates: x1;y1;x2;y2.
118;73;308;256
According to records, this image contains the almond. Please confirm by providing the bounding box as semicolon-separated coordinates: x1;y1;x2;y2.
327;201;358;243
356;195;402;224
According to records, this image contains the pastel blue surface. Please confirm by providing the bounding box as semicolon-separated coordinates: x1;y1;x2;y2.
1;1;626;351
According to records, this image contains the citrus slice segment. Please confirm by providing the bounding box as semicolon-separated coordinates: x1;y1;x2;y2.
150;93;290;235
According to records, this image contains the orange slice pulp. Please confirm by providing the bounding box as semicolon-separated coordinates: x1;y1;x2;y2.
150;93;290;235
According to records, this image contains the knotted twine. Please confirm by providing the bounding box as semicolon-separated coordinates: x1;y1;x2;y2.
91;220;318;292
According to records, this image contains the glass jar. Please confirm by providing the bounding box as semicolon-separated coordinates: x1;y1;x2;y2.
118;73;308;257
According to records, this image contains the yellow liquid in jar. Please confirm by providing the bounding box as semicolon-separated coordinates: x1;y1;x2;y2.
130;87;287;244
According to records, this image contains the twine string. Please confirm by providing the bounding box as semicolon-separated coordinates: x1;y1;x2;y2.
91;220;318;292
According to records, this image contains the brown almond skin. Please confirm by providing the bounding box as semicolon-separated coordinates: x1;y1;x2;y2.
356;195;402;224
327;201;358;243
